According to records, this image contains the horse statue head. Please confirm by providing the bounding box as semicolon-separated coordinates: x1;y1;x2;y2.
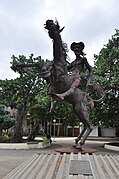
44;19;65;40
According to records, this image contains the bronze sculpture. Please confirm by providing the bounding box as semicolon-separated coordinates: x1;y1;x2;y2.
11;19;105;149
42;19;105;149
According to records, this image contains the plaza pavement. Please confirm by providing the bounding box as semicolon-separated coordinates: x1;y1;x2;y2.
0;137;119;179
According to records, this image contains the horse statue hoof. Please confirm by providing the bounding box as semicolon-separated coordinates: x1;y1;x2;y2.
72;139;79;148
72;144;76;148
76;145;82;150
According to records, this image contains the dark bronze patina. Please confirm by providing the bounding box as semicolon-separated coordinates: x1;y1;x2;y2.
43;19;105;149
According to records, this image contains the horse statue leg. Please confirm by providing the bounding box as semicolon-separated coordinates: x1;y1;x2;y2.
73;102;93;149
73;124;87;147
49;97;57;113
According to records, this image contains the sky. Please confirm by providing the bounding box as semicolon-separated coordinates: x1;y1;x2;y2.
0;0;119;80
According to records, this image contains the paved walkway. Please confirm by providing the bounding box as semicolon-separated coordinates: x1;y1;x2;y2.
0;137;119;179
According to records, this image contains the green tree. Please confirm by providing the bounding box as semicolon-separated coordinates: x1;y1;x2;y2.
0;104;15;139
9;54;47;142
93;29;119;134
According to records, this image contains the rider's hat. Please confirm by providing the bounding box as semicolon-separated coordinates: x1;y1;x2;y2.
70;42;85;52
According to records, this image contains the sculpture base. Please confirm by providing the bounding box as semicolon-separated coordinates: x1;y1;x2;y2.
55;147;97;154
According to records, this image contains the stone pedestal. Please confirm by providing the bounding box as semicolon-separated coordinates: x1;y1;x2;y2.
55;147;97;154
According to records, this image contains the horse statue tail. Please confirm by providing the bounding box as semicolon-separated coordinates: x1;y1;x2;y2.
88;83;106;103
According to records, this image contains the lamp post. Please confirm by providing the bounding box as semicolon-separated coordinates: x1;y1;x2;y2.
53;119;56;142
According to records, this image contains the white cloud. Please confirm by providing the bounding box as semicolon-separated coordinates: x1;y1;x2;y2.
0;0;119;79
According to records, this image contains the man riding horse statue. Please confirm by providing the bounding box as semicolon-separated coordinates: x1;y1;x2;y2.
42;19;105;149
11;19;105;149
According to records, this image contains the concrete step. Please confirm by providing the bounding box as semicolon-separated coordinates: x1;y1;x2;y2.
3;153;119;179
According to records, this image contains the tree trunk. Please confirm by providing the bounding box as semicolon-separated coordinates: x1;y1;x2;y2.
27;113;48;140
57;118;60;136
66;125;68;136
72;126;74;137
115;126;119;137
12;102;27;143
50;121;52;136
27;122;40;140
12;109;23;143
63;125;65;136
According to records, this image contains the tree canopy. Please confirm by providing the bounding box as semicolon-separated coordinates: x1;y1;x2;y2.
93;29;119;130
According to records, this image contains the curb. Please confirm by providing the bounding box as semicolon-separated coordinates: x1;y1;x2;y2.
0;142;49;149
104;143;119;152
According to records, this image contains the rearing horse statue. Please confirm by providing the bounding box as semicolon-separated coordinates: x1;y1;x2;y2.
43;19;105;149
11;19;105;149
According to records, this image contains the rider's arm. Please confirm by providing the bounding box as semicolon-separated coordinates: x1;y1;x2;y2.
84;57;93;85
67;60;76;71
